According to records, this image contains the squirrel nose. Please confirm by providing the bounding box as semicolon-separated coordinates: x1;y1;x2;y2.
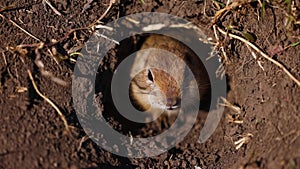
166;98;180;110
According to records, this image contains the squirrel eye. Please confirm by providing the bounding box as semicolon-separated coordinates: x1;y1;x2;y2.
147;69;154;82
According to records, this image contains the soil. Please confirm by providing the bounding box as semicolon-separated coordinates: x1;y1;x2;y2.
0;0;299;169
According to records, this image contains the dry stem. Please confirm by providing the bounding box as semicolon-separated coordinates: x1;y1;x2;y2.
217;26;300;87
19;56;70;133
213;1;252;23
42;0;62;16
0;14;41;41
88;0;115;28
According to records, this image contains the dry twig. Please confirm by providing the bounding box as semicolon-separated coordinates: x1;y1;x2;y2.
42;0;62;16
77;136;89;151
234;133;253;150
19;56;70;133
8;0;115;49
213;1;251;23
217;26;300;87
88;0;115;28
0;14;41;41
219;96;241;113
227;114;243;124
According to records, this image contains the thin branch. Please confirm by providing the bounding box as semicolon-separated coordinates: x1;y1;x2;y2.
6;0;115;49
88;0;115;28
213;1;249;23
42;0;62;16
217;26;300;87
0;14;41;41
19;56;70;132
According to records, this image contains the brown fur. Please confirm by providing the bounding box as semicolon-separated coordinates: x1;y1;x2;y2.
129;34;210;115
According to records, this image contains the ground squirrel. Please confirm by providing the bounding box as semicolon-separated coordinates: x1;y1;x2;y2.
129;34;210;115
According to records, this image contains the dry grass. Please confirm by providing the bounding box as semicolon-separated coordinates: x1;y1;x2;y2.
212;0;300;86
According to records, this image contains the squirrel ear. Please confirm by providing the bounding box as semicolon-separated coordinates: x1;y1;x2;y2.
147;68;154;82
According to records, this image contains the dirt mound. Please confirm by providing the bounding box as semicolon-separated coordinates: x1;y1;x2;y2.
0;0;299;168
